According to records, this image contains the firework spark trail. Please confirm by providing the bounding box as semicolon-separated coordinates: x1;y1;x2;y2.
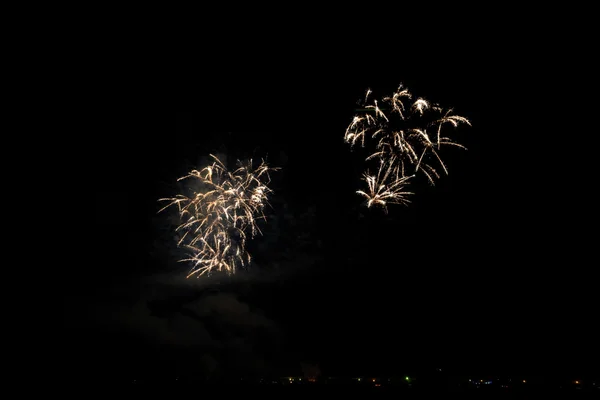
158;154;279;278
344;83;471;210
356;156;414;214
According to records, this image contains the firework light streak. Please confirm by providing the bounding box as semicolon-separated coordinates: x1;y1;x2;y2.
344;83;471;211
158;154;278;278
356;156;414;214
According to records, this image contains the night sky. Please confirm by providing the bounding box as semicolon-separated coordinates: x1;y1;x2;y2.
70;13;597;384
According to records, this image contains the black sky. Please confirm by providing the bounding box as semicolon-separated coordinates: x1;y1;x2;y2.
71;13;597;383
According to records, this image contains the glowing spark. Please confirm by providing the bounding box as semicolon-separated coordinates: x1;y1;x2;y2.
356;157;414;214
158;154;279;277
344;82;471;209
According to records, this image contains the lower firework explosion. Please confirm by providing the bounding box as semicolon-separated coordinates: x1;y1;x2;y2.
158;154;279;278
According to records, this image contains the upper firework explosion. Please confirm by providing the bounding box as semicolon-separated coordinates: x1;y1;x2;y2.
344;83;471;212
158;154;279;278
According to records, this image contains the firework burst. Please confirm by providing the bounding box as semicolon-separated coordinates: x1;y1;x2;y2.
158;154;279;278
356;156;414;214
344;83;471;210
